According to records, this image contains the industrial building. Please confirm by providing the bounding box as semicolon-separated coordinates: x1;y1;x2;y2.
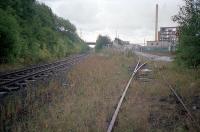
146;4;179;52
147;27;178;49
159;27;178;43
113;38;130;48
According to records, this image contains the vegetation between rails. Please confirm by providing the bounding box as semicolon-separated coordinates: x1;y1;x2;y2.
115;58;200;131
0;50;137;131
1;49;200;131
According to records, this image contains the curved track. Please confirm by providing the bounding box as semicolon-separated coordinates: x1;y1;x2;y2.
108;53;199;131
107;59;146;132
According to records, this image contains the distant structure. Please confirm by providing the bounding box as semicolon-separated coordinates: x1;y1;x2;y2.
146;4;179;52
147;27;179;51
86;42;96;48
112;37;143;52
159;27;178;43
155;4;159;42
113;38;130;48
86;42;96;45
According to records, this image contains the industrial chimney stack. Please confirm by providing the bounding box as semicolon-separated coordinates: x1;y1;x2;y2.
155;4;158;42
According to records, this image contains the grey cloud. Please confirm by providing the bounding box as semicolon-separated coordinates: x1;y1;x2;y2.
37;0;183;43
55;0;100;24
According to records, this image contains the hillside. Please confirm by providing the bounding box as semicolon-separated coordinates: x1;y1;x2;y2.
0;0;89;64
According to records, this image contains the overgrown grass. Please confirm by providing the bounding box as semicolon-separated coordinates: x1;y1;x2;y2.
1;50;137;131
2;50;199;132
115;59;200;132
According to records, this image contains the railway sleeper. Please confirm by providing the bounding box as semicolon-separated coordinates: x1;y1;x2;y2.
26;77;36;81
4;81;27;90
16;82;27;89
34;75;41;79
0;87;10;97
6;83;22;91
0;79;13;82
1;76;18;79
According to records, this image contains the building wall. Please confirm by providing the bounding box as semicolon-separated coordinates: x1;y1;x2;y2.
159;27;178;44
146;27;178;52
147;41;171;48
113;38;130;49
146;41;177;51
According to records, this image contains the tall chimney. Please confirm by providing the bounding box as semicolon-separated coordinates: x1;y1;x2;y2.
155;4;158;42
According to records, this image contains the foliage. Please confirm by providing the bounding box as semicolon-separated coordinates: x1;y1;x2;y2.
95;35;111;52
0;9;20;63
173;0;200;68
0;0;88;64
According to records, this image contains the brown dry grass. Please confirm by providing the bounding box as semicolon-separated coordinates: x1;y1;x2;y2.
3;50;200;132
114;61;172;132
6;50;137;132
0;64;23;73
115;59;200;132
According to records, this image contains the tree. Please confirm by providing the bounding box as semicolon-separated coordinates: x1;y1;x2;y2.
95;35;111;52
55;16;76;33
173;0;200;68
0;0;88;64
0;9;20;62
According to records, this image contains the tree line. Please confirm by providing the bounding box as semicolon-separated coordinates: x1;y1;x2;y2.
173;0;200;68
0;0;89;64
95;35;111;52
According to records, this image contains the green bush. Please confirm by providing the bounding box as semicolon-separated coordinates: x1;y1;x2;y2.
0;9;20;63
95;35;111;52
173;0;200;68
0;0;89;64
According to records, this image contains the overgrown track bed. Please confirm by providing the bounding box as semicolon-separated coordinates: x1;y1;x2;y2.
107;60;146;132
112;53;199;131
0;54;87;98
153;62;200;131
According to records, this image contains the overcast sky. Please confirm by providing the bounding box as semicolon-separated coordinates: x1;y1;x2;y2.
38;0;183;44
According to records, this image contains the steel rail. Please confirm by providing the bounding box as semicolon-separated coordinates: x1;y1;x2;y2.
0;57;78;88
124;52;199;131
0;54;86;91
107;60;146;132
0;54;83;79
135;52;200;130
153;62;200;131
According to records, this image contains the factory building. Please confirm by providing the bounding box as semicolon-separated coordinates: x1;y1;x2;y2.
113;38;130;48
146;4;179;52
147;27;179;51
159;27;178;44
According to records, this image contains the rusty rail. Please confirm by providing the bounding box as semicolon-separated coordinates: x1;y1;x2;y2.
107;60;146;132
0;54;87;98
153;62;200;131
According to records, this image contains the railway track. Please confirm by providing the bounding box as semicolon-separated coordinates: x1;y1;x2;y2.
136;52;199;130
108;54;199;131
0;54;87;98
153;62;200;131
107;59;146;132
